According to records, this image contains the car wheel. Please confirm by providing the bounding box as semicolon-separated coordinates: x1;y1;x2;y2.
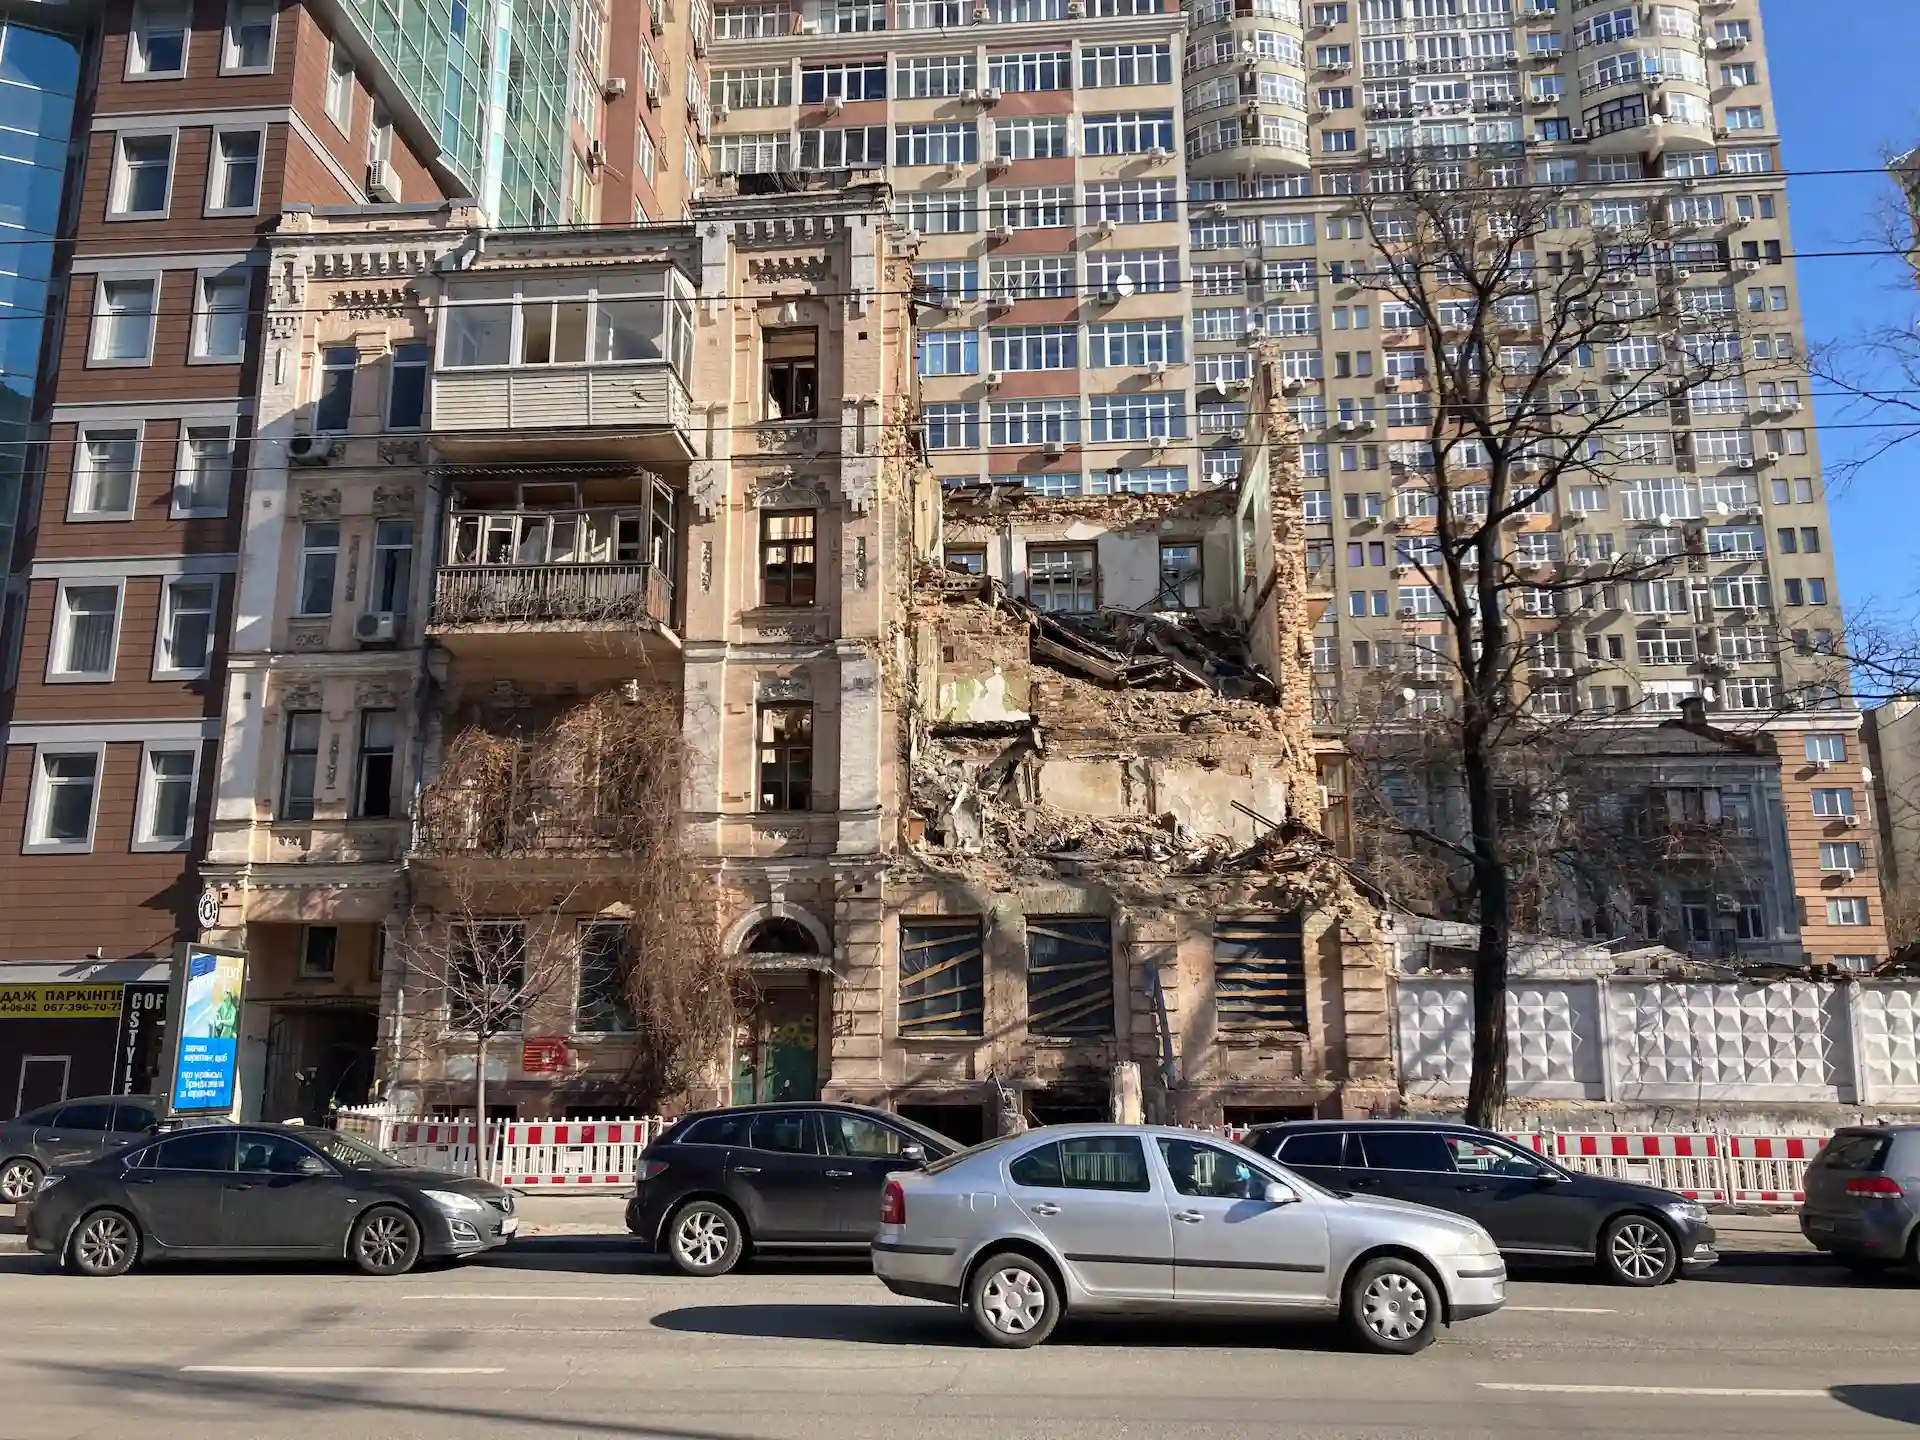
666;1200;745;1277
350;1207;422;1276
966;1252;1061;1349
1600;1214;1678;1287
1343;1256;1442;1355
66;1209;140;1277
0;1157;41;1204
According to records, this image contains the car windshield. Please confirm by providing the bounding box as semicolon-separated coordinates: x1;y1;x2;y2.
311;1131;403;1170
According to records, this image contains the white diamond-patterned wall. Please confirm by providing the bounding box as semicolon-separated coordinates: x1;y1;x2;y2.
1395;982;1599;1097
1605;982;1843;1098
1856;987;1920;1103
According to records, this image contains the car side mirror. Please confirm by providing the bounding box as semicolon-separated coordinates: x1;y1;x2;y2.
900;1144;927;1166
1533;1169;1563;1185
297;1155;331;1176
1263;1180;1299;1206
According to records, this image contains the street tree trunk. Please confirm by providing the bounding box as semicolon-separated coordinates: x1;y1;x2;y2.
1461;707;1510;1129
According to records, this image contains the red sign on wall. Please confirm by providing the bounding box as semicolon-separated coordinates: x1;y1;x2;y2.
522;1036;571;1075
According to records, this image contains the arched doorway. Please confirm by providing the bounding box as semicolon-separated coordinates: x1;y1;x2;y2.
731;916;830;1105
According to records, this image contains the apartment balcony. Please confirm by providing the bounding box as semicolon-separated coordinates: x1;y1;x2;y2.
429;274;698;464
414;779;646;875
427;498;682;668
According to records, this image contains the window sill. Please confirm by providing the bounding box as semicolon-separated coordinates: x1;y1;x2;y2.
44;671;116;685
130;837;191;854
65;511;137;524
171;505;231;521
152;666;212;683
219;63;276;78
84;356;156;370
188;351;247;366
123;69;188;82
22;840;96;856
1214;1029;1308;1047
104;210;173;223
200;206;261;222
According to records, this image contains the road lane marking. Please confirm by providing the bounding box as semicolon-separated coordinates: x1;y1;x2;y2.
181;1366;505;1376
1480;1383;1827;1399
1502;1306;1616;1314
400;1294;651;1303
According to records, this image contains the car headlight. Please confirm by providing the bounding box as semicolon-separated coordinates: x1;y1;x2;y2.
35;1173;64;1195
1668;1200;1708;1224
421;1189;487;1216
1458;1227;1500;1257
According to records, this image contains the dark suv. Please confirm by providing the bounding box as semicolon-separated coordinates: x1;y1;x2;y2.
1243;1120;1718;1286
2;1097;162;1205
628;1103;958;1275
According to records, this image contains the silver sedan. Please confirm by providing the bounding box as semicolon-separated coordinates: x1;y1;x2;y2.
872;1123;1506;1353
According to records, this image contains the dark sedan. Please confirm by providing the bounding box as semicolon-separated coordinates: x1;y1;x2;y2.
627;1102;959;1275
2;1096;163;1203
1243;1120;1719;1286
25;1124;517;1276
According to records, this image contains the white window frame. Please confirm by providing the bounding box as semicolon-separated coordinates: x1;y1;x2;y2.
24;743;106;856
325;42;356;133
47;578;126;683
221;0;278;74
132;742;201;853
153;575;219;681
108;129;178;220
127;0;191;79
68;423;144;522
190;267;250;363
173;421;236;518
89;272;161;366
204;124;266;216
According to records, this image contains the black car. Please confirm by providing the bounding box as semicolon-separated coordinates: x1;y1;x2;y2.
1244;1120;1719;1287
627;1102;959;1275
2;1096;163;1204
25;1123;516;1276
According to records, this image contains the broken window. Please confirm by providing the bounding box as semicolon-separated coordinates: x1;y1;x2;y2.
944;546;986;575
1156;542;1201;609
576;921;637;1033
1212;913;1307;1034
757;704;813;811
763;328;818;419
899;917;984;1037
1028;545;1096;613
1026;917;1114;1038
760;511;817;606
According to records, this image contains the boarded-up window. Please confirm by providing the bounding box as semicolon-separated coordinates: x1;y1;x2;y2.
1026;916;1114;1037
899;917;984;1037
1213;913;1307;1033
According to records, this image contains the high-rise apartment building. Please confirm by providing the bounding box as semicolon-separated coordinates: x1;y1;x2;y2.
707;0;1879;965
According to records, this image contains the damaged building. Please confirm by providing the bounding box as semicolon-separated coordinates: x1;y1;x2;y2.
833;355;1395;1138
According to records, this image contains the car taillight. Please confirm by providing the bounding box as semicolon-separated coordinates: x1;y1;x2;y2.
1845;1176;1903;1198
635;1160;669;1182
881;1179;906;1227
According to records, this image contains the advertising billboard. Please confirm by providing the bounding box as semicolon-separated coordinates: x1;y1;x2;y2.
169;946;246;1115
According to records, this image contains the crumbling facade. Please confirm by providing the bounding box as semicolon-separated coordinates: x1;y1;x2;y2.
839;352;1394;1138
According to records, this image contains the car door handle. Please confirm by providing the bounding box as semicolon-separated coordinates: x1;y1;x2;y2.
108;1139;130;1147
733;1166;761;1175
225;1182;256;1191
1031;1202;1061;1217
824;1170;853;1179
1175;1209;1204;1224
1347;1176;1381;1188
1459;1183;1490;1193
126;1176;153;1186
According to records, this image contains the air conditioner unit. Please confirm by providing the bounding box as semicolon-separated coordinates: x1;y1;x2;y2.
355;611;398;645
1814;757;1834;772
1714;893;1740;914
587;139;606;168
1839;867;1857;881
1736;259;1761;273
1096;219;1117;239
1283;378;1305;394
602;76;628;101
1735;457;1755;470
1222;427;1246;444
1043;439;1067;458
366;160;401;203
988;224;1015;243
796;17;817;32
289;435;343;466
971;2;988;19
1147;360;1167;378
1224;378;1252;396
1843;814;1862;829
980;86;1003;105
644;78;661;103
939;298;963;317
1335;419;1359;434
825;95;845;115
1066;0;1082;13
985;370;1006;388
962;88;981;104
1097;286;1123;305
1763;450;1781;463
1147;146;1173;162
986;154;1011;173
988;288;1015;309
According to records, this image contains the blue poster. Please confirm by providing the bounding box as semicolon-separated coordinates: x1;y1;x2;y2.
172;948;244;1113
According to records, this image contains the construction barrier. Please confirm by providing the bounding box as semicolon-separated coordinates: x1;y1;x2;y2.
1553;1132;1729;1204
495;1118;668;1189
337;1105;1837;1204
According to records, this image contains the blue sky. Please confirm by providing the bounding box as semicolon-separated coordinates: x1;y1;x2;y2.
1768;1;1920;620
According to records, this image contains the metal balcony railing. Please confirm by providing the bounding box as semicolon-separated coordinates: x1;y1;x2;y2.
429;563;672;630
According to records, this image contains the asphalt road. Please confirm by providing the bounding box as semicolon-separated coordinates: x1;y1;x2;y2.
1;1244;1917;1440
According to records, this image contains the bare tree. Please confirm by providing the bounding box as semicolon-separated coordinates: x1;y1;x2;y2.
1343;149;1751;1123
394;873;578;1177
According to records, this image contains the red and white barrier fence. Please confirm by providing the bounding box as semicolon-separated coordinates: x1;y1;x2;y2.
338;1106;1838;1205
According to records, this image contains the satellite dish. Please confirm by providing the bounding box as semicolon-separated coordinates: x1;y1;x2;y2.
1112;273;1136;299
